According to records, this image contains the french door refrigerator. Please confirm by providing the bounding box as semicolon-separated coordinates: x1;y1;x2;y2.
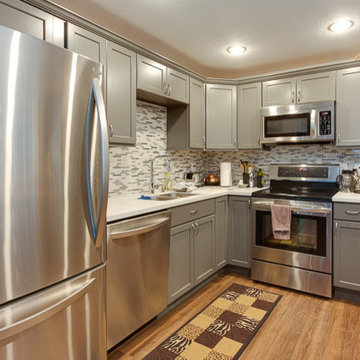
0;25;109;359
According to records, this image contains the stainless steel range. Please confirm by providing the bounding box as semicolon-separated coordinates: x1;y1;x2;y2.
251;164;339;298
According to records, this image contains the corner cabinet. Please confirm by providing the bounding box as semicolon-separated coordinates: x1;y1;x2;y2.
189;78;206;149
137;55;189;104
262;71;335;106
106;41;137;144
336;67;360;147
0;0;64;46
228;196;251;268
237;83;261;149
206;84;237;150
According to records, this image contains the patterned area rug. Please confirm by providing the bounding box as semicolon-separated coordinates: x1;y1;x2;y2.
143;283;281;360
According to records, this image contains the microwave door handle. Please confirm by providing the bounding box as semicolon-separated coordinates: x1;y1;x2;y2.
85;78;109;248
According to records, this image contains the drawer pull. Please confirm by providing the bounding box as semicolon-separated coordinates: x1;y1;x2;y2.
345;210;360;216
189;210;198;215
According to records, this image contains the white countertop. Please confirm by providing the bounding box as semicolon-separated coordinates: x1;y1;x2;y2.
332;191;360;203
107;186;264;223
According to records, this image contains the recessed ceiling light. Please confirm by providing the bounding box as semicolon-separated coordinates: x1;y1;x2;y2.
328;19;354;32
227;45;247;55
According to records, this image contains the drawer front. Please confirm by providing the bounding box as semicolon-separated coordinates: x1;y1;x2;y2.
334;203;360;222
171;199;215;227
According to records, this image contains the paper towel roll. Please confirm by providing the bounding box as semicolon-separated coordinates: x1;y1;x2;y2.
220;162;232;187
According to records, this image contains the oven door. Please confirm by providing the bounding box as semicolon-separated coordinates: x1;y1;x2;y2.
251;198;332;273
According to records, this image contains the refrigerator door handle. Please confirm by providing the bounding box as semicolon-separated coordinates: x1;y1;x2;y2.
86;77;109;248
0;278;96;342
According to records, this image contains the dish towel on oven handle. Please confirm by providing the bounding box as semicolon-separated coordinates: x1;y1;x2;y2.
271;204;291;240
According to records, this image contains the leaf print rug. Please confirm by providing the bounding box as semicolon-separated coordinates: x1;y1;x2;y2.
142;283;281;360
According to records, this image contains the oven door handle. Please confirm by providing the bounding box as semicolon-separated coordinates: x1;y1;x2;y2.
292;210;329;217
252;202;331;216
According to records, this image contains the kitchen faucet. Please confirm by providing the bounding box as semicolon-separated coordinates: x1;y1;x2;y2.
150;155;170;194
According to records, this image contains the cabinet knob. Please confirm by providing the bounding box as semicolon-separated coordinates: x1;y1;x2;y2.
189;210;198;215
291;91;295;103
335;222;338;236
168;85;172;96
297;90;301;103
202;136;206;144
345;210;359;215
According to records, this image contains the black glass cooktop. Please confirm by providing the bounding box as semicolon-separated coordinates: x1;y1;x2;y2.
252;180;338;202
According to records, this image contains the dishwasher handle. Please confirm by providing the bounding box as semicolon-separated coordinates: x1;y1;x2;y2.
110;217;170;240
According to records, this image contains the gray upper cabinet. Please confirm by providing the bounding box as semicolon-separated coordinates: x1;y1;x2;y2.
137;55;167;97
206;84;237;150
67;23;106;65
215;196;228;270
106;41;136;144
0;0;64;46
262;77;296;106
262;72;335;106
237;82;261;149
229;196;251;268
137;54;189;104
189;78;206;149
297;72;335;103
166;67;189;103
336;67;360;147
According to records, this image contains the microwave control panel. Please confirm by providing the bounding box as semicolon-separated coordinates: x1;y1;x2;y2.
319;111;332;136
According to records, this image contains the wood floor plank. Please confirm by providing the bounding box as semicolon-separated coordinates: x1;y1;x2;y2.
108;273;360;360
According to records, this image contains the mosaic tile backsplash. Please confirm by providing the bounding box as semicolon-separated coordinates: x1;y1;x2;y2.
109;101;360;197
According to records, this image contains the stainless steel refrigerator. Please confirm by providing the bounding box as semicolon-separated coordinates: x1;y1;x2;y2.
0;25;109;359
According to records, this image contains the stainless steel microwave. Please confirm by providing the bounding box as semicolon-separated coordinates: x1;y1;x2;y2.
260;101;335;145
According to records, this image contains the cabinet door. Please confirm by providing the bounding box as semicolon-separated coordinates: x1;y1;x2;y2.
206;84;237;149
215;197;228;270
229;197;251;268
106;41;136;144
168;223;194;304
297;71;335;103
137;54;167;97
67;23;106;97
336;67;360;147
334;220;360;291
0;0;64;46
237;83;261;149
167;67;189;103
194;215;215;285
189;78;205;149
262;77;296;106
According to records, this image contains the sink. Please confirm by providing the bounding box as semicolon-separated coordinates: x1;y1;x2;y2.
149;192;196;201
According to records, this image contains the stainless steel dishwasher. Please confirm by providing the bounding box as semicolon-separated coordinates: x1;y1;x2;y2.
106;210;171;349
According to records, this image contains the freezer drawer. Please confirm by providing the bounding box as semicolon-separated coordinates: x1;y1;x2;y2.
0;264;106;360
107;210;171;349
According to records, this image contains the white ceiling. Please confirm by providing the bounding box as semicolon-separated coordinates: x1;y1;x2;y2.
54;0;360;78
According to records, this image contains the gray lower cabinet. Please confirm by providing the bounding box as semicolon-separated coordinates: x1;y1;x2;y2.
194;215;215;285
168;214;215;303
106;41;136;144
336;67;360;147
228;196;251;268
168;223;194;304
334;220;360;291
206;84;237;150
0;0;64;46
334;202;360;291
237;82;261;149
215;196;228;269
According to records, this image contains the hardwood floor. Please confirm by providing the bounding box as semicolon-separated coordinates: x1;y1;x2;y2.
108;273;360;360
